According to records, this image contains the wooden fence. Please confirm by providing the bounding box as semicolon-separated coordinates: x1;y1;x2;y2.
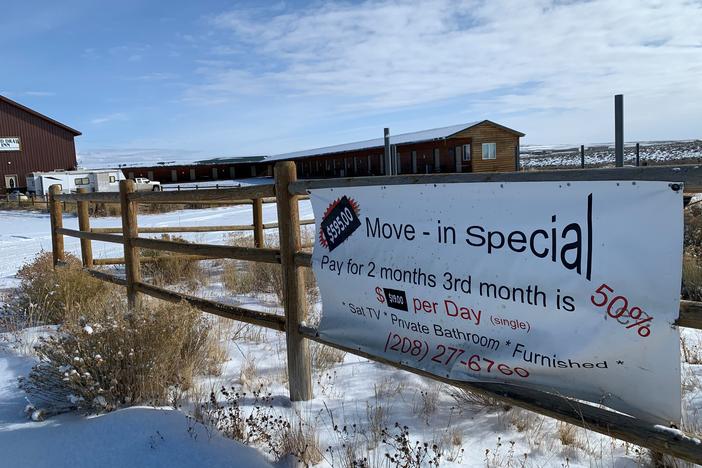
1;194;50;211
48;162;702;464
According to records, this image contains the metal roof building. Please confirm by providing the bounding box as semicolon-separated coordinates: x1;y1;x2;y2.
267;120;525;178
113;120;526;184
0;95;81;193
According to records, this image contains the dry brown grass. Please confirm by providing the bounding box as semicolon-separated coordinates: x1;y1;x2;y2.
222;231;319;308
223;261;318;311
5;251;113;327
451;387;510;412
557;422;578;447
683;254;702;301
222;260;284;303
310;342;346;374
279;417;323;466
140;234;203;287
21;299;224;415
90;202;121;217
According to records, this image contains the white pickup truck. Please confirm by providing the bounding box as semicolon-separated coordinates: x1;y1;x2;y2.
132;178;162;191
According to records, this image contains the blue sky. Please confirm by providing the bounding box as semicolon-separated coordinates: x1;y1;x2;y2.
2;0;701;165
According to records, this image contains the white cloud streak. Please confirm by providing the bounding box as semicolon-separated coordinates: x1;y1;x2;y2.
90;113;128;125
194;0;702;116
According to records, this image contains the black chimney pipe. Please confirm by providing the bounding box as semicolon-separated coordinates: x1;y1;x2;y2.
615;94;623;167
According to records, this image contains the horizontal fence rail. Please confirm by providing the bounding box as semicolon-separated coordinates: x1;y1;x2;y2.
263;219;315;229
45;163;702;465
129;184;275;203
54;192;121;203
56;227;125;244
85;268;128;287
92;254;218;266
92;225;257;234
132;237;281;263
135;282;286;331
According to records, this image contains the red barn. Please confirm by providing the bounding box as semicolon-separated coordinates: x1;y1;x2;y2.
0;95;81;193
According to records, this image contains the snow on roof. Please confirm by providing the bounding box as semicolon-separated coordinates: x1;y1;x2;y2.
266;121;519;162
30;169;121;176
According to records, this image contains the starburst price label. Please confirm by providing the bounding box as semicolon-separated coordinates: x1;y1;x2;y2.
319;196;361;251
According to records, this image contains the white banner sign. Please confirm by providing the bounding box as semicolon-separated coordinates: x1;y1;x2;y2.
0;137;21;151
311;181;682;424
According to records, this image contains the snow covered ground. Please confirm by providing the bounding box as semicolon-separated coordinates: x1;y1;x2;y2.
0;199;313;290
0;346;272;468
160;177;274;190
521;140;702;169
0;202;699;467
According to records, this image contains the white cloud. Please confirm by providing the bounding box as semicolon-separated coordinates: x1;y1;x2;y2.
24;91;55;97
90;113;128;125
131;72;179;81
195;0;702;121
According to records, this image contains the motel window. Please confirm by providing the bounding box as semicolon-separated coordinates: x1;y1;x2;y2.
109;176;116;183
462;144;471;161
482;143;497;160
74;177;89;186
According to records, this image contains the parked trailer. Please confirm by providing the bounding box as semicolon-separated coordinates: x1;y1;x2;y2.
26;169;126;195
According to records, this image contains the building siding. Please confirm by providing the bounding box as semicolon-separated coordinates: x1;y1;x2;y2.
0;99;78;192
452;123;519;173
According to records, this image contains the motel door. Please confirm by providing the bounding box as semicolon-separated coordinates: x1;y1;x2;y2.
4;174;18;190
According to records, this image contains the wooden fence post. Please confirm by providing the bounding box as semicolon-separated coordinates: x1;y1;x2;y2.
253;198;264;248
120;180;141;309
274;161;313;401
49;184;65;267
77;188;93;268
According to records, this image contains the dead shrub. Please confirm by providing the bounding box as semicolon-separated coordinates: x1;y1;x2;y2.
5;251;113;326
139;203;188;215
303;267;319;307
240;358;259;389
200;385;321;464
682;255;702;301
682;335;702;364
451;388;510;412
251;262;284;303
557;422;578;447
140;234;202;286
685;203;702;256
228;233;255;248
222;261;254;295
20;300;224;415
223;232;318;307
413;385;441;423
90;203;121;217
310;342;346;374
226;261;318;309
279;418;323;466
224;260;284;304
